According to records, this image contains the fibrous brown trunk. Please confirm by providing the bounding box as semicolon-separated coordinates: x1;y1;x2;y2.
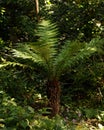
47;79;61;117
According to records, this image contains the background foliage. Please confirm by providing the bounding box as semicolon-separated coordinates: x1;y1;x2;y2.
0;0;104;129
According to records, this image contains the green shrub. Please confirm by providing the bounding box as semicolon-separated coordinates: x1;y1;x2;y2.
31;115;69;130
0;91;70;130
0;91;34;129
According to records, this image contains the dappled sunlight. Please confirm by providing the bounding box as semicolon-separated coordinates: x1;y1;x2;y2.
86;47;97;51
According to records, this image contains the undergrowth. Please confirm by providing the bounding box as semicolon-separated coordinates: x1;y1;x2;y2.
1;90;104;130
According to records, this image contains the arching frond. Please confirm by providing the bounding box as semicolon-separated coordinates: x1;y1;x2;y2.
0;61;27;68
12;20;58;68
33;20;58;62
12;43;43;63
54;38;104;77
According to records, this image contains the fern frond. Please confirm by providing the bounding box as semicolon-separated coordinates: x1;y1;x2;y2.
12;20;58;67
12;43;43;63
54;40;84;77
54;38;104;77
0;61;27;68
33;20;58;62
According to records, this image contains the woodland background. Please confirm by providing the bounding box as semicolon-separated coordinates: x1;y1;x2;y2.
0;0;104;129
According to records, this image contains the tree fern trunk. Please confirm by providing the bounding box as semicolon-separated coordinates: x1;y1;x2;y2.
47;79;61;117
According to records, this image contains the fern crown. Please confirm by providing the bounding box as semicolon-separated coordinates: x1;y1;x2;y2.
1;20;104;79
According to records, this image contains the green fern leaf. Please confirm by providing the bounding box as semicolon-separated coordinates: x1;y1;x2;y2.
12;20;58;66
54;38;104;77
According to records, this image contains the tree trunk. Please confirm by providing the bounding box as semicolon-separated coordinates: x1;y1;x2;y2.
35;0;40;22
47;79;61;117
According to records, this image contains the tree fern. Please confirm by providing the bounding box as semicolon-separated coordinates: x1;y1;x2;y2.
0;20;104;116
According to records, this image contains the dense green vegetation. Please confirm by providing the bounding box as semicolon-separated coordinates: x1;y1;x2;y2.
0;0;104;129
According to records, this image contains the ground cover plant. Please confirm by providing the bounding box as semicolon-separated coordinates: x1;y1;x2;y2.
1;90;104;130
